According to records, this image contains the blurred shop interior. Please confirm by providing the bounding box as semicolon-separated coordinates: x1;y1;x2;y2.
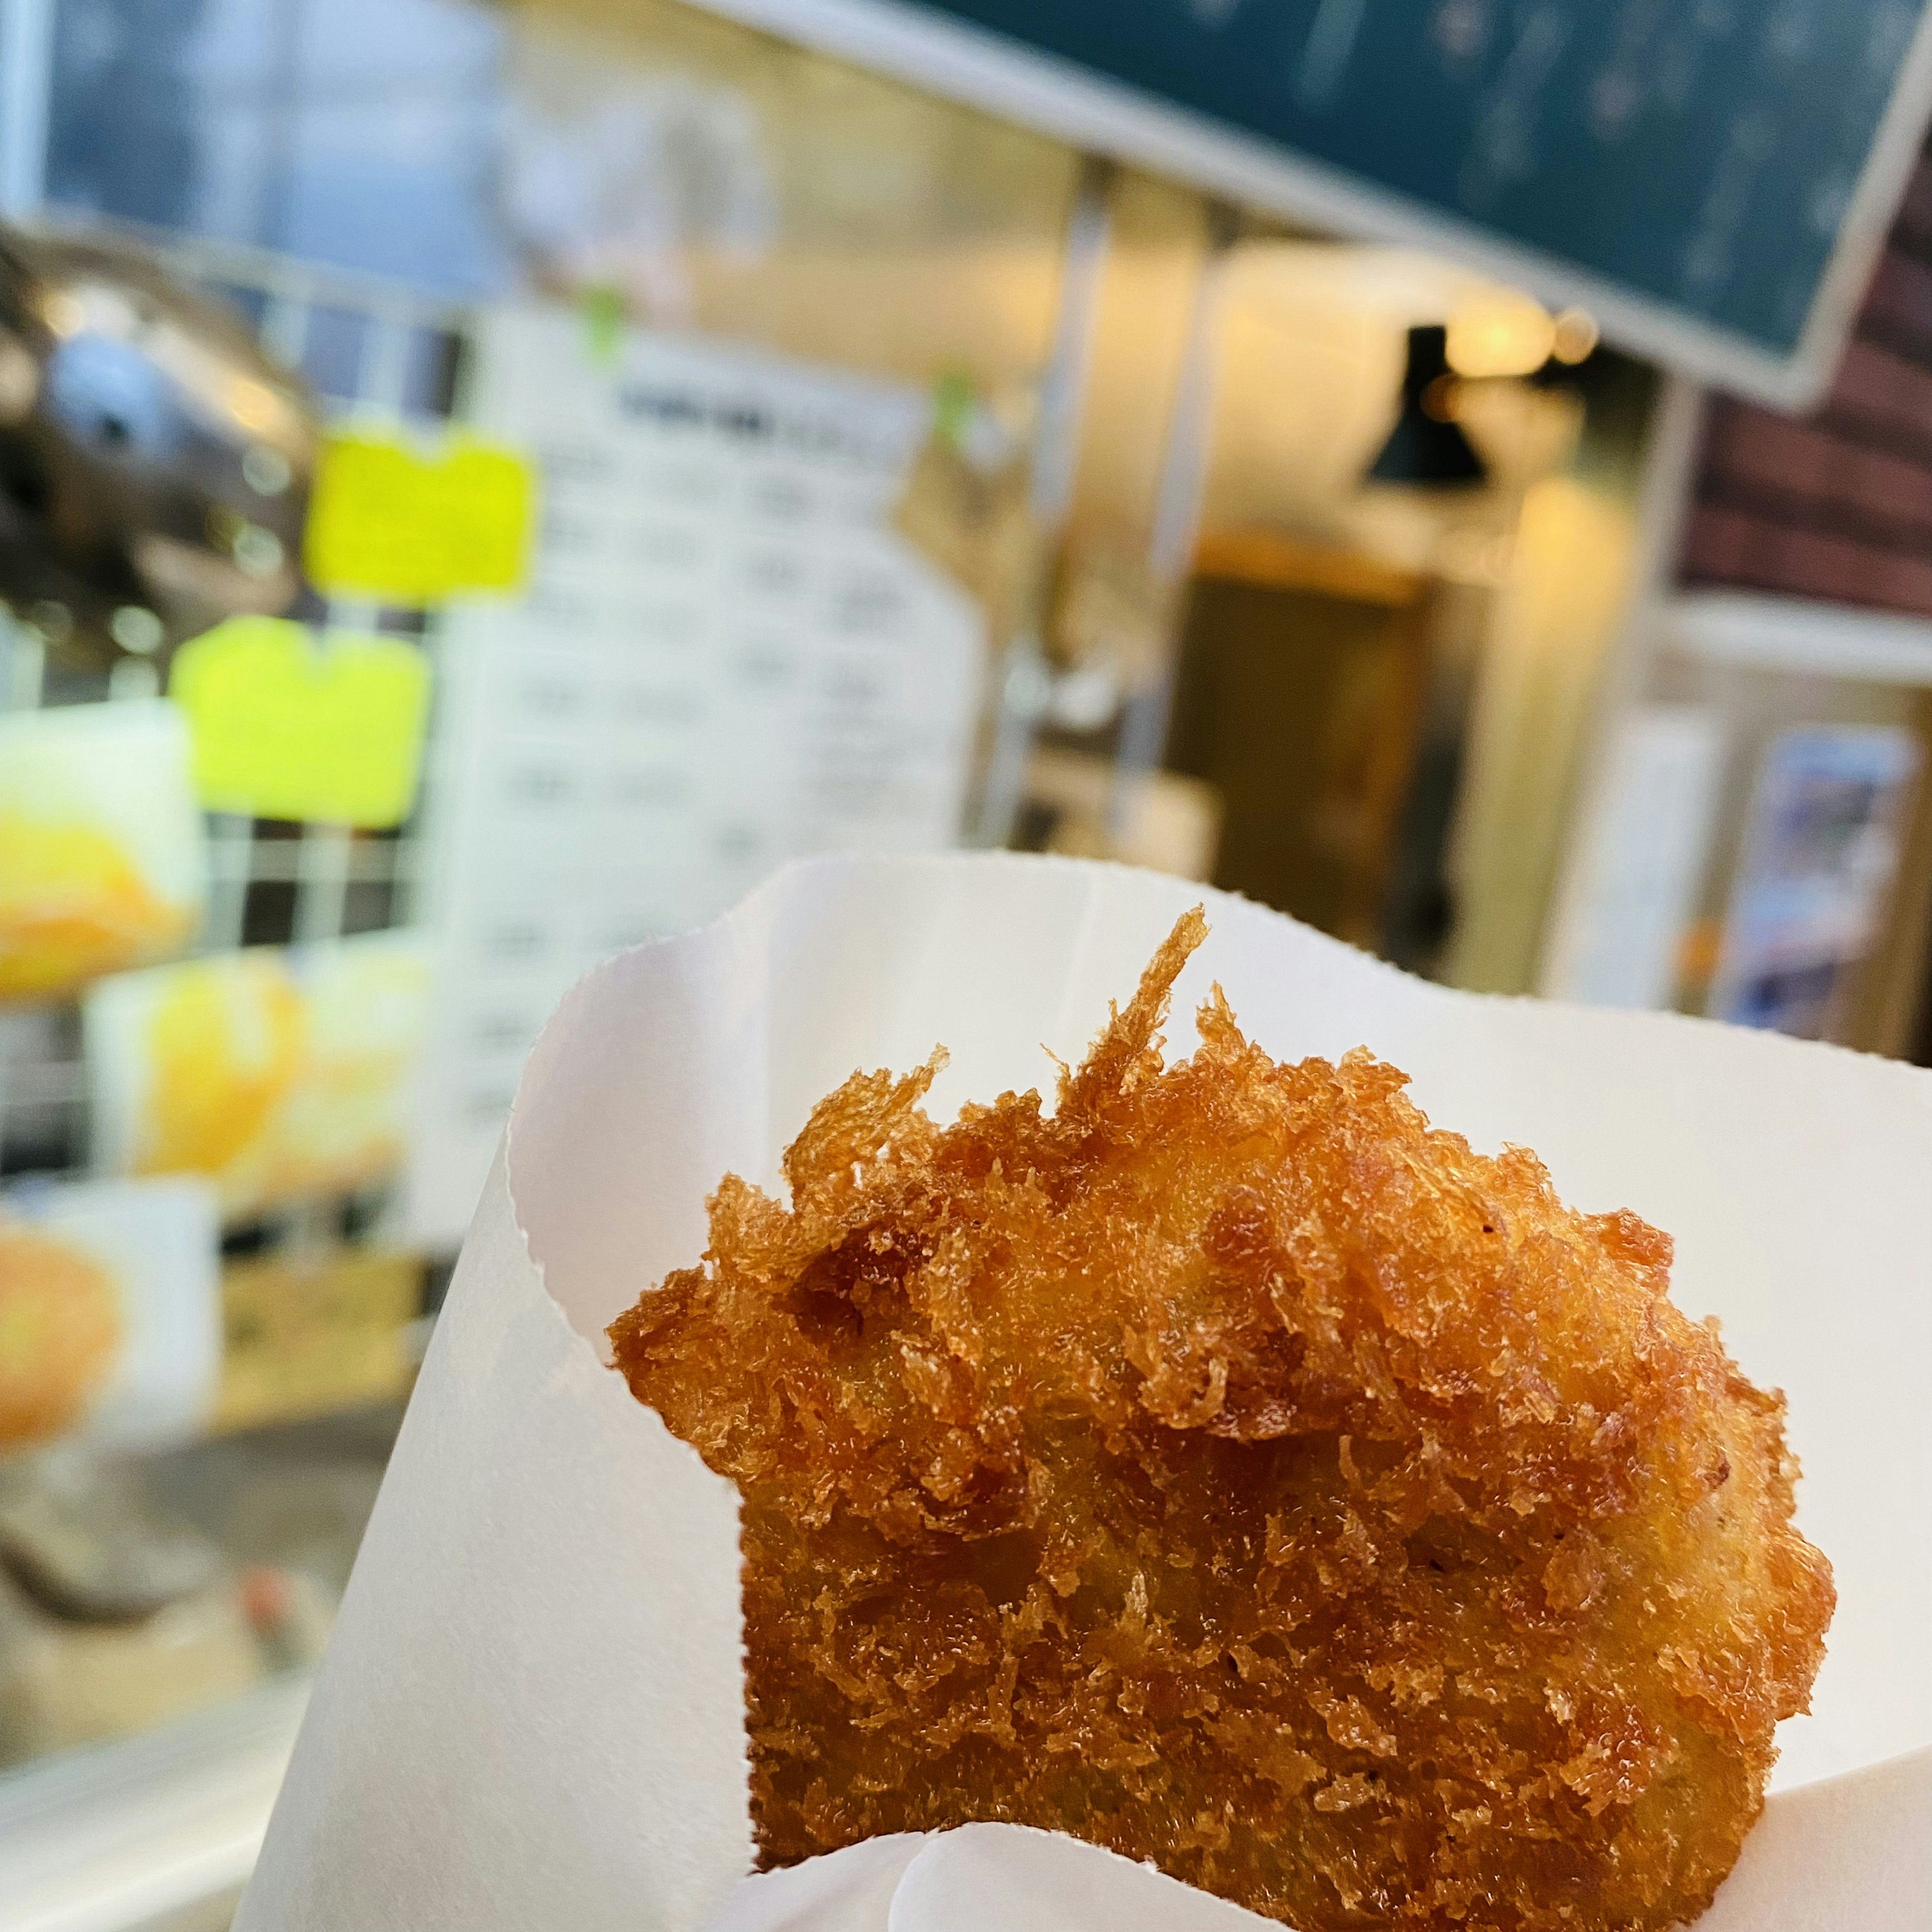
6;1;1932;1926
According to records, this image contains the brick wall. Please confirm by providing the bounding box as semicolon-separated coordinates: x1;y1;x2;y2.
1682;150;1932;615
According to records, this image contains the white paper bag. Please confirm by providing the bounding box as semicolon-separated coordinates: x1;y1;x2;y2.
235;854;1932;1932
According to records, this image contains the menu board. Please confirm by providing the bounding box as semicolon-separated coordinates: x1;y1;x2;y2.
406;306;985;1245
687;0;1932;403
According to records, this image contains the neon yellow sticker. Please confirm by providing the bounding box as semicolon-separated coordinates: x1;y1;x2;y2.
169;617;431;829
303;430;535;603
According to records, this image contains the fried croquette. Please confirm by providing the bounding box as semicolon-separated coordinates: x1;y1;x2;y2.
0;1221;121;1447
610;911;1833;1932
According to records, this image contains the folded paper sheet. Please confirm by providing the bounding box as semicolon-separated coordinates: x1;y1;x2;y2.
236;854;1932;1932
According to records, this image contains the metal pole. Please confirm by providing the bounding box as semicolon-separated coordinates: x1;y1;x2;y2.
298;308;414;951
0;0;53;220
1108;199;1242;842
969;153;1114;848
0;0;52;1123
1537;373;1707;997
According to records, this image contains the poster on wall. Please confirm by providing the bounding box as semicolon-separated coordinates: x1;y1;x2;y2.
405;305;986;1246
1708;723;1921;1040
1540;703;1728;1011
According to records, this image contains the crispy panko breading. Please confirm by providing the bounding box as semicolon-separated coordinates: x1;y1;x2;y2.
610;912;1833;1932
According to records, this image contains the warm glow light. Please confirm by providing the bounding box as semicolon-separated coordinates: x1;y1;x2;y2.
1435;526;1516;585
1420;374;1464;423
1551;306;1600;364
226;377;283;434
1446;293;1556;378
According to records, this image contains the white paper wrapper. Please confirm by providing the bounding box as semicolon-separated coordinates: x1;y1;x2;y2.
235;854;1932;1932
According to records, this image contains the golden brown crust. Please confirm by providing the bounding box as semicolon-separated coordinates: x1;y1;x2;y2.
611;913;1833;1931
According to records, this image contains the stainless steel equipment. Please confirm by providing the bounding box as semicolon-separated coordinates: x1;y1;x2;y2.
0;225;317;669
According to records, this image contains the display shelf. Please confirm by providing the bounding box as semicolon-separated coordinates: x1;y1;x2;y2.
1664;590;1932;688
0;1673;306;1932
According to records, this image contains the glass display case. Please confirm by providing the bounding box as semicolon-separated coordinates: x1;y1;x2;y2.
0;9;1684;1929
0;224;459;1930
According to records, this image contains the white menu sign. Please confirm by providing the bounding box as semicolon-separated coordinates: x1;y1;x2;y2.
407;305;985;1245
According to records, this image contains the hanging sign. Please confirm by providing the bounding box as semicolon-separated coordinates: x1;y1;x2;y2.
686;0;1932;404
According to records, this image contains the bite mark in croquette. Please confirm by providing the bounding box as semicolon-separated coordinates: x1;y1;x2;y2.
611;911;1833;1932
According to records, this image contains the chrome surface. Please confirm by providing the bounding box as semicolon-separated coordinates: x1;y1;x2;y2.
0;225;318;666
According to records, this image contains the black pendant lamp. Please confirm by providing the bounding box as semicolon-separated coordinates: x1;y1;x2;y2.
1366;324;1487;488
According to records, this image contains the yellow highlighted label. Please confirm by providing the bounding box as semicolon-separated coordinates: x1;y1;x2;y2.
303;429;535;602
170;616;430;829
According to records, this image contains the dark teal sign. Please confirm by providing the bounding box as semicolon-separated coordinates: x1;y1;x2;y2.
704;0;1932;400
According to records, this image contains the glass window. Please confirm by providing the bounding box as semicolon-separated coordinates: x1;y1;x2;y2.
46;0;509;295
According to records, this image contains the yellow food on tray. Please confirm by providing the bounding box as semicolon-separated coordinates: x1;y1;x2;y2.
0;812;196;1001
0;1222;122;1448
612;911;1833;1932
85;935;429;1222
0;703;205;1002
141;952;307;1178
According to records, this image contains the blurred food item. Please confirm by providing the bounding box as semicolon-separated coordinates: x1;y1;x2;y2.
0;226;316;661
7;1174;223;1452
0;814;180;996
145;955;305;1177
0;1425;376;1764
86;934;431;1221
215;1248;421;1434
613;911;1831;1932
0;1223;120;1449
0;700;206;1000
170;616;433;829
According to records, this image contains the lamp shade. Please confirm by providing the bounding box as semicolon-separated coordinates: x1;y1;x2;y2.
1366;324;1487;488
